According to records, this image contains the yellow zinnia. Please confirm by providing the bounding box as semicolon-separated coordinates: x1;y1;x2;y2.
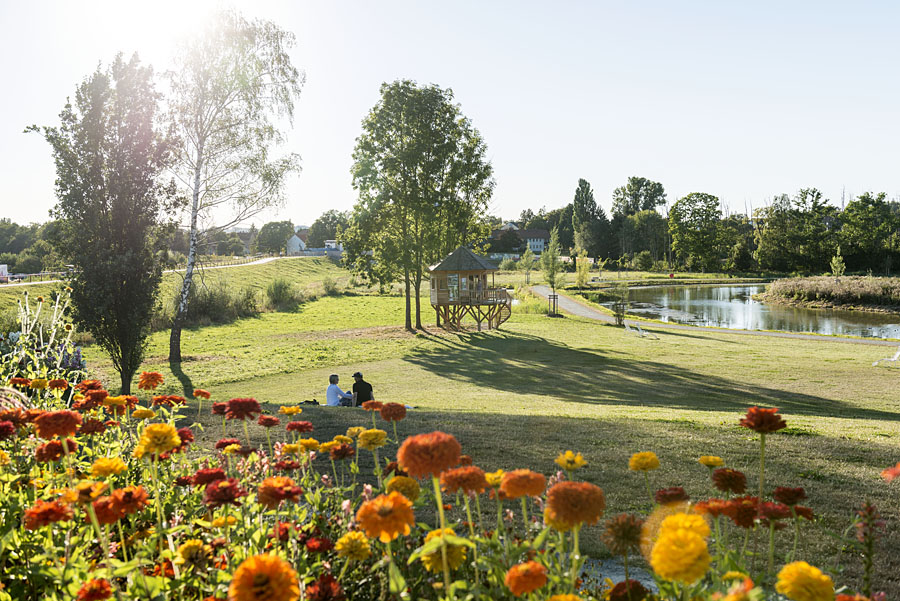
346;426;366;439
282;443;300;455
103;395;127;407
0;449;9;466
776;562;834;601
298;438;320;453
335;531;371;561
358;429;387;451
629;451;660;471
485;469;505;487
333;435;353;445
723;571;749;581
555;450;587;471
211;515;238;528
134;423;180;457
420;528;467;573
650;528;711;584
29;378;48;390
386;475;421;502
659;512;711;539
223;444;241;455
319;441;339;454
278;406;303;415
132;408;156;420
174;539;212;568
91;457;127;478
699;455;724;468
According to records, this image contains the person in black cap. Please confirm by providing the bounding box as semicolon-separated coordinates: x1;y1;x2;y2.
351;371;374;407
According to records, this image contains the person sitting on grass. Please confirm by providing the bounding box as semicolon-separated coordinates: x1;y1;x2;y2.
326;374;354;407
351;371;374;407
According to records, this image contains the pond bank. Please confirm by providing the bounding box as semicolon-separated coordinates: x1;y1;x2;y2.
754;291;900;315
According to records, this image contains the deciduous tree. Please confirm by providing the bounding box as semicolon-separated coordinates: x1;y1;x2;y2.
669;192;722;272
256;220;295;254
167;11;303;362
307;210;349;248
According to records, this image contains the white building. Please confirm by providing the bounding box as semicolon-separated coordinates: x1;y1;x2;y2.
286;234;307;256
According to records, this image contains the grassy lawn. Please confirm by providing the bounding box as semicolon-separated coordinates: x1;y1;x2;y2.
79;293;900;593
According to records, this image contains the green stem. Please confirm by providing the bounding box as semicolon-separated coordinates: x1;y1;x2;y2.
432;476;453;596
474;493;484;535
463;494;479;586
643;471;653;504
373;449;382;490
790;508;800;561
571;526;581;592
759;433;766;502
768;521;776;582
392;420;399;444
242;420;251;448
521;496;529;532
623;552;629;584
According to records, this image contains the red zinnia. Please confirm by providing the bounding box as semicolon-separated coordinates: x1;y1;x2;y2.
34;410;82;439
174;427;194;452
655;487;689;505
306;537;334;553
258;415;280;428
330;443;356;461
0;408;26;428
379;402;407;422
759;501;792;521
286;421;314;433
79;418;107;436
211;402;228;416
397;431;462;479
773;486;807;506
794;505;815;521
0;421;15;440
8;377;30;387
35;438;77;463
76;379;103;392
712;468;747;494
24;498;74;529
225;398;260;420
460;454;473;466
215;438;242;450
305;573;346;601
739;406;787;434
192;468;227;486
76;578;113;601
90;497;123;525
203;478;247;508
274;459;302;471
724;495;760;528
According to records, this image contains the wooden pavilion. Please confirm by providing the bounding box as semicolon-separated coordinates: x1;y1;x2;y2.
429;247;512;331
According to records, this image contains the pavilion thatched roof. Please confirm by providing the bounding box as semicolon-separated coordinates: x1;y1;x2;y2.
429;246;498;272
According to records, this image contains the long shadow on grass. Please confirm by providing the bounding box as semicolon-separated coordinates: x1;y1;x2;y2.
403;329;900;421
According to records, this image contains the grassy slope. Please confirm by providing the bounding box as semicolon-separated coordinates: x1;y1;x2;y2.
0;256;351;313
83;294;900;593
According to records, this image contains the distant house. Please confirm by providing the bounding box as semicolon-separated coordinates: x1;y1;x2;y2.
324;240;343;259
489;227;550;253
286;234;307;255
499;221;519;231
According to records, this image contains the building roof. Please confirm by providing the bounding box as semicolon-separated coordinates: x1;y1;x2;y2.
490;228;551;241
429;246;498;272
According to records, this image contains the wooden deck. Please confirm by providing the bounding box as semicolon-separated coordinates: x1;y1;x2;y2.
430;287;512;330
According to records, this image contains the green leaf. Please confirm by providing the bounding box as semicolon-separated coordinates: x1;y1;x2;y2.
388;560;407;594
531;526;551;549
407;537;444;563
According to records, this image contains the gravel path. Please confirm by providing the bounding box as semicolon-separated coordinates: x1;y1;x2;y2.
531;285;898;347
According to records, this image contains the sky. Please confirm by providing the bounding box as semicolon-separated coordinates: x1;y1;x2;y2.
2;0;899;228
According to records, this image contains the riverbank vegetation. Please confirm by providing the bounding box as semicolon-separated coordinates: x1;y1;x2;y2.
759;276;900;312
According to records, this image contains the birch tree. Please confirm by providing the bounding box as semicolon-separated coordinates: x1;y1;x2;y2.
167;11;303;361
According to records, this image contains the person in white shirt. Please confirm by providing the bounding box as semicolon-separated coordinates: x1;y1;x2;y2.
326;374;354;407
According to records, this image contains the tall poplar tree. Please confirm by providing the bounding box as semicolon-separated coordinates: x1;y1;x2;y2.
30;54;176;392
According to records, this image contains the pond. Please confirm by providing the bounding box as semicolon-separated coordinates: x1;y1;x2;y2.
609;284;900;339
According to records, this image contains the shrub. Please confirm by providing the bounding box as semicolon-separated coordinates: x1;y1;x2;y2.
180;282;259;326
634;250;653;271
499;258;517;271
512;286;548;314
266;278;300;310
322;276;341;296
764;276;900;307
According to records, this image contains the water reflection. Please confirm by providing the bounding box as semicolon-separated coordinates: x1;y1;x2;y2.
616;285;900;339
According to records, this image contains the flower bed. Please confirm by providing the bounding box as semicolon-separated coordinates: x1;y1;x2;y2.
0;373;896;601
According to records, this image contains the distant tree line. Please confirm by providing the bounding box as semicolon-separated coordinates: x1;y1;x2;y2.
492;176;900;275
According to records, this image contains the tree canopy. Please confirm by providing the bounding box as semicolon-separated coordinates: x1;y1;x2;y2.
307;210;349;248
256;221;295;254
344;80;494;329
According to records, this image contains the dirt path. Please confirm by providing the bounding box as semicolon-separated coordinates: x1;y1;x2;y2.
531;285;898;347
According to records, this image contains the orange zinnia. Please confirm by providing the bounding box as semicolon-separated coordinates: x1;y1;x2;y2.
441;466;488;494
356;492;415;543
257;477;302;509
505;561;548;597
544;481;606;531
397;431;461;479
739;406;787;434
362;400;383;411
379;402;407;422
500;469;546;499
109;486;149;516
193;389;211;399
24;498;73;529
229;554;300;601
76;578;112;601
138;371;164;390
33;410;82;439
